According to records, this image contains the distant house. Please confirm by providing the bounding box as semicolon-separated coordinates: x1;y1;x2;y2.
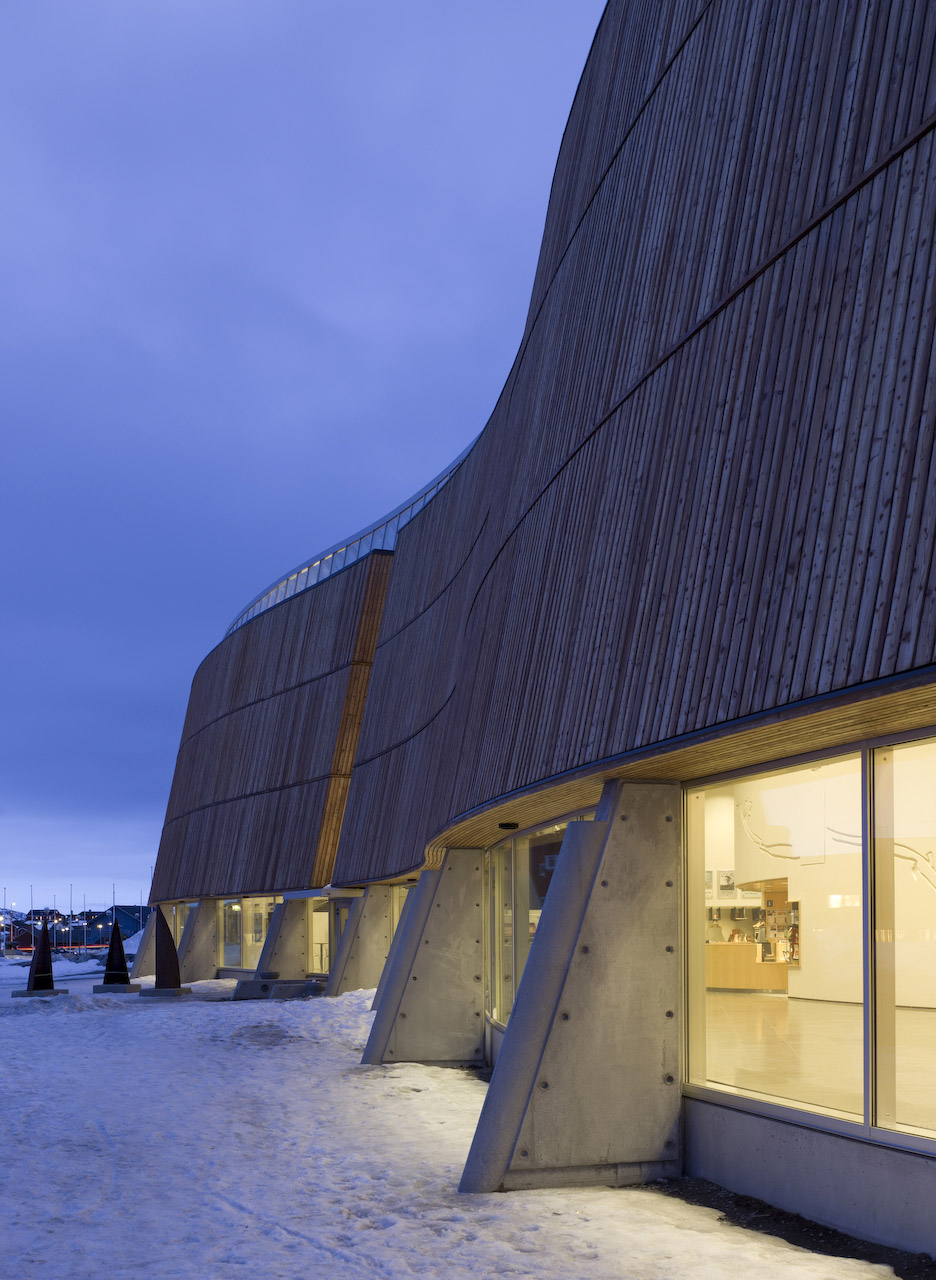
84;906;151;945
8;923;35;951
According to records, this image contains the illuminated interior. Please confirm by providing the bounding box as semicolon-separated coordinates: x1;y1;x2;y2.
219;896;281;969
687;735;936;1139
483;819;582;1028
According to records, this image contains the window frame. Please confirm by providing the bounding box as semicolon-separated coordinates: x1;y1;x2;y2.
681;725;936;1161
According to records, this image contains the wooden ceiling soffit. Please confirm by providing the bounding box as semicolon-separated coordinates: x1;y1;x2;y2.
422;674;936;863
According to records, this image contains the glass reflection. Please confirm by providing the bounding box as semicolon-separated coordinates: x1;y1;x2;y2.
687;754;863;1119
242;896;277;972
484;822;568;1027
221;899;241;967
309;899;330;975
874;737;936;1137
167;901;194;947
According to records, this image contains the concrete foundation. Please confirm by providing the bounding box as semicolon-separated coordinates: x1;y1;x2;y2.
363;851;484;1067
685;1097;936;1258
325;886;396;997
460;781;681;1192
271;980;325;1000
232;978;277;1000
177;901;219;983
139;986;192;998
92;982;141;993
12;988;68;998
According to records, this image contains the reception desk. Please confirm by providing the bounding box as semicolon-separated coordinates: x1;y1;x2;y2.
705;941;789;992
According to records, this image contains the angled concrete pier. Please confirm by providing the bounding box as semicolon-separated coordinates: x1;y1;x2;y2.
363;851;484;1067
461;782;681;1191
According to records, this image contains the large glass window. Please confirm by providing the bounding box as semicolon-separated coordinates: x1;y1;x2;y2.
484;821;570;1028
687;754;863;1120
166;901;195;947
874;737;936;1138
309;899;330;975
242;896;278;972
221;899;242;967
487;842;514;1024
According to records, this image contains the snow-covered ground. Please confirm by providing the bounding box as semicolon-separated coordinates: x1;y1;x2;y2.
0;973;897;1280
0;952;106;985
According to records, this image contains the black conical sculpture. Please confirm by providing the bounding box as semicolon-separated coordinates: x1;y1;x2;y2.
12;920;67;998
139;907;190;997
92;920;140;993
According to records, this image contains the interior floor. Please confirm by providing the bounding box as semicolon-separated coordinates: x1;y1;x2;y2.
702;991;936;1135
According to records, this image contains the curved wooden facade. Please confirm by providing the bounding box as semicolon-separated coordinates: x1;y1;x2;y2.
152;552;391;900
153;0;936;898
331;0;936;883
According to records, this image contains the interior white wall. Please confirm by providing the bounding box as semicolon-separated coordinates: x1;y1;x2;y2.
888;740;936;1008
700;761;864;1004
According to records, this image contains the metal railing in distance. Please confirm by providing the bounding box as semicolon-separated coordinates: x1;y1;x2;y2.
225;439;475;637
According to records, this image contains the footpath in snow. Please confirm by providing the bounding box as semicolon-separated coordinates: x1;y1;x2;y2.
0;967;902;1280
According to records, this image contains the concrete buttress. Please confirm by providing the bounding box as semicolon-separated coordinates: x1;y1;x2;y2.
325;886;395;997
363;851;483;1066
177;901;220;983
460;781;681;1191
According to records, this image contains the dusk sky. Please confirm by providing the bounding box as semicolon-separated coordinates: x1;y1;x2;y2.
1;2;606;912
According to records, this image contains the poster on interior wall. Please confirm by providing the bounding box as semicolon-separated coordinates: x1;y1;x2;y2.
717;870;736;898
740;887;761;899
705;870;713;899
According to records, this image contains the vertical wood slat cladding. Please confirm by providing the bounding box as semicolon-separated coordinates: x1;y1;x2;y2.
152;553;391;900
331;0;936;886
309;552;393;888
526;0;712;328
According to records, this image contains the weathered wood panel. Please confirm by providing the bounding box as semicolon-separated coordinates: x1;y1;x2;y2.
152;553;391;900
332;0;936;885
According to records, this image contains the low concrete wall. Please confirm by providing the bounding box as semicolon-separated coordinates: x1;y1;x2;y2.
685;1097;936;1258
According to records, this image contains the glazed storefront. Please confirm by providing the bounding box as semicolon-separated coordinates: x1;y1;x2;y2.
220;896;282;971
159;894;332;977
686;730;936;1146
482;814;591;1059
480;729;936;1151
220;895;336;975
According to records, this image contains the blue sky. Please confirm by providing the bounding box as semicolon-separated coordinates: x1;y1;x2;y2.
0;1;606;912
